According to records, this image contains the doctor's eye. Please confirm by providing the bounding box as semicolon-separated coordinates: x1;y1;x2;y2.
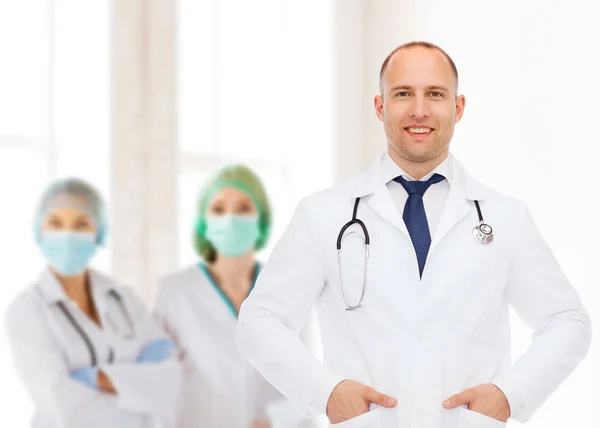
236;201;255;214
45;216;63;229
208;204;226;215
74;218;93;231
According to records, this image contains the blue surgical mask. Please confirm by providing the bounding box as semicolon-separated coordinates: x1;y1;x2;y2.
40;231;97;276
205;214;260;257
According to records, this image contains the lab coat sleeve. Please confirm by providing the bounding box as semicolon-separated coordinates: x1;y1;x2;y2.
255;373;318;428
152;280;185;360
254;373;283;420
237;198;345;419
254;309;322;422
101;287;182;417
491;203;592;423
101;360;180;416
4;293;145;428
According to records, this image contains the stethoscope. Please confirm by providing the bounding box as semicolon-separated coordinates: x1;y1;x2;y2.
336;197;493;310
56;290;135;366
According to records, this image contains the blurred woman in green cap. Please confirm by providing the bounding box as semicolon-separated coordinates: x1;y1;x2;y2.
153;165;307;428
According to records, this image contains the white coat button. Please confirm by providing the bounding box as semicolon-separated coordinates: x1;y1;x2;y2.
415;333;425;342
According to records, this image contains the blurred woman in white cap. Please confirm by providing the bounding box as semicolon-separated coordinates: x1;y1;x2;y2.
5;177;181;428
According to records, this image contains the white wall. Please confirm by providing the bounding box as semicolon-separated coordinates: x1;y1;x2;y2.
335;1;600;427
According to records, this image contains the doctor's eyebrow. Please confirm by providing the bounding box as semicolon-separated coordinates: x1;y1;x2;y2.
389;85;450;93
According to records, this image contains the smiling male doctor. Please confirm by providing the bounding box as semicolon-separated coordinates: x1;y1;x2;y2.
236;41;592;428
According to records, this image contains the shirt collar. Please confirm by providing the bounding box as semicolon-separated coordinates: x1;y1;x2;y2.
381;151;454;185
37;268;114;304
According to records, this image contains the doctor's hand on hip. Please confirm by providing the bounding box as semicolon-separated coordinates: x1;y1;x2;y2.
326;380;397;423
443;383;510;422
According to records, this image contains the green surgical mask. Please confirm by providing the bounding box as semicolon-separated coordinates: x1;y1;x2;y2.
205;214;260;257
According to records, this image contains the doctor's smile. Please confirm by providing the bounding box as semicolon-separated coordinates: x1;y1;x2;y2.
404;125;434;138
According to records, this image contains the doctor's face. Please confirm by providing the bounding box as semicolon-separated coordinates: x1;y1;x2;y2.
207;187;258;217
41;206;96;235
374;47;465;165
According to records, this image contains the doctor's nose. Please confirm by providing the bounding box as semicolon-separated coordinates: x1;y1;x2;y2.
409;97;430;120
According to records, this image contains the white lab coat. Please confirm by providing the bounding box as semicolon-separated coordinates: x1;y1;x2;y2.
153;263;314;428
237;153;592;428
4;268;181;428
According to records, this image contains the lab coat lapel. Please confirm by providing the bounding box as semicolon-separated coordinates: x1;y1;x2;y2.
36;268;68;303
429;159;490;256
428;177;471;256
184;267;245;391
87;270;124;333
368;184;410;238
351;155;410;239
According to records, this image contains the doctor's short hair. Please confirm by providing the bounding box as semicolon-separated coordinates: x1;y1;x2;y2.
193;164;272;263
379;41;459;95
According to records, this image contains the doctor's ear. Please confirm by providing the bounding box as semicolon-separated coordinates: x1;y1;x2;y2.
454;94;466;123
374;94;384;121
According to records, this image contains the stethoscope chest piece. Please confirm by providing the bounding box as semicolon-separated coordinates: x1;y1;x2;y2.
472;222;493;244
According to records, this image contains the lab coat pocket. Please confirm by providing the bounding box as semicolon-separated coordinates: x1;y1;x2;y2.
330;408;381;428
458;407;506;428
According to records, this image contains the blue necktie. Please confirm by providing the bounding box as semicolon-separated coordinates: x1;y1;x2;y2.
394;173;446;278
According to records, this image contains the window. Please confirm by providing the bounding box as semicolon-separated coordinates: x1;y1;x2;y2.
177;0;335;267
0;2;110;426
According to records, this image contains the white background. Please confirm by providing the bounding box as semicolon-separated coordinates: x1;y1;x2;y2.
0;0;598;427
